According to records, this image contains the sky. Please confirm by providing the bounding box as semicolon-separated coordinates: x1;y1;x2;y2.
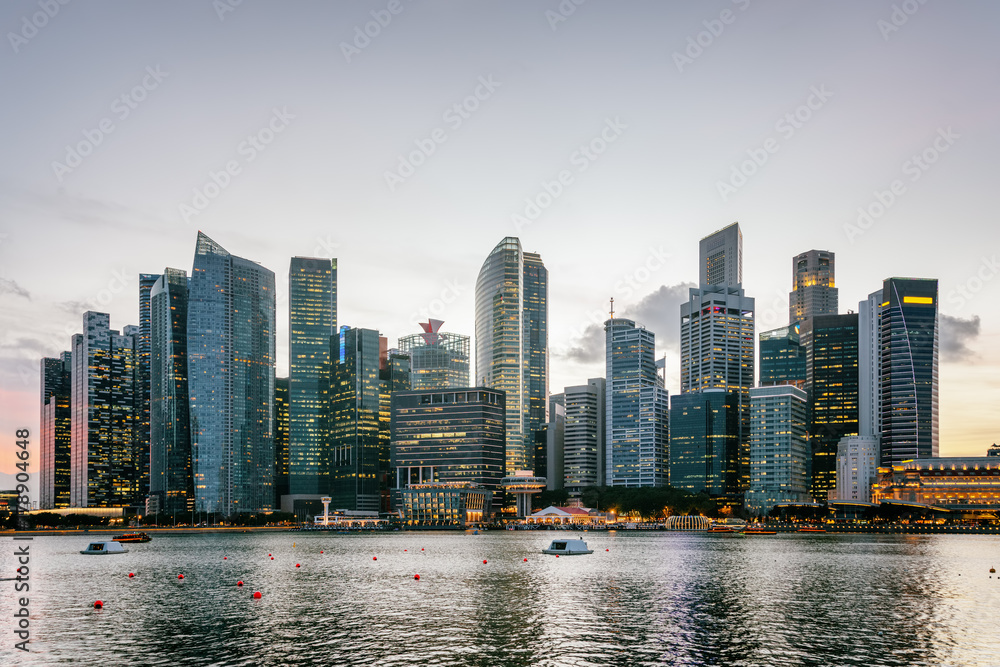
2;0;999;491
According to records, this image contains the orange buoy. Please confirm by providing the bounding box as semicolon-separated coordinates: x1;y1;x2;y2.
414;574;420;580
93;600;103;609
128;572;135;578
992;567;996;573
177;574;184;579
237;581;244;586
253;591;262;599
295;563;301;568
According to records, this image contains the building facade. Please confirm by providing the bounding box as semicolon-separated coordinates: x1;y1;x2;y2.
834;435;878;502
745;385;810;515
274;376;289;509
759;324;806;388
789;250;838;324
40;352;72;509
858;289;883;438
874;458;1000;510
398;319;470;390
562;378;605;496
669;389;739;495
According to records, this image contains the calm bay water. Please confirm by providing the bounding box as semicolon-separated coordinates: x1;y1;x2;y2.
3;530;1000;666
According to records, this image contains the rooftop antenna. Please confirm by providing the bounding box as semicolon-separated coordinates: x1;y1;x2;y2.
609;297;615;320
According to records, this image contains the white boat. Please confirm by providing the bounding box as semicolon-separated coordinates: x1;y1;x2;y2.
80;541;128;555
542;538;593;555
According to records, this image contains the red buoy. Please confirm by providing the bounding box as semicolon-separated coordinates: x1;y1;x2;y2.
268;553;272;557
404;549;407;552
253;591;262;599
373;556;377;561
555;555;559;558
414;574;420;580
421;548;424;551
295;563;301;568
237;581;244;586
483;560;488;564
320;550;324;554
93;600;103;609
523;558;527;562
128;572;135;578
223;556;227;560
606;549;609;551
270;557;274;560
177;574;184;579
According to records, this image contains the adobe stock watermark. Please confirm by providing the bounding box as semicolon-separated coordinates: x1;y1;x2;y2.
7;0;71;54
340;0;412;63
409;278;464;325
545;0;587;31
178;107;295;223
877;0;929;41
946;255;999;310
511;117;626;231
672;0;751;73
384;75;501;192
51;65;168;183
843;126;958;243
213;0;243;21
716;85;833;202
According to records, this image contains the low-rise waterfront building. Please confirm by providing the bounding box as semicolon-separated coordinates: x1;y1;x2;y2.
399;482;492;527
874;457;1000;510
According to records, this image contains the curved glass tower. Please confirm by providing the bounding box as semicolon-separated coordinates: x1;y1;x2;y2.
475;237;547;474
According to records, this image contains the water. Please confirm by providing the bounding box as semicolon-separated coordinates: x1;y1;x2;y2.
3;531;1000;666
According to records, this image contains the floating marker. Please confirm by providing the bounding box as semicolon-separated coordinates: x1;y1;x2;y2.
93;600;103;609
992;567;996;573
237;581;244;587
270;557;274;560
320;550;324;554
177;574;184;579
223;556;227;560
128;572;135;578
373;556;377;561
523;558;528;562
606;549;609;551
555;555;559;558
483;560;488;564
296;563;301;568
253;591;262;599
421;548;424;551
414;574;420;580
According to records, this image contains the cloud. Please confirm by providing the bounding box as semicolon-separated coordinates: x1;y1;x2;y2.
940;314;980;363
560;282;696;363
0;277;30;300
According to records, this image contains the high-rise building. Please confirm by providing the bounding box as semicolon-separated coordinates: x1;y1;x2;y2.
398;319;470;390
858;290;883;438
699;222;742;286
879;278;939;465
834;435;878;502
474;237;548;474
789;250;838;323
535;400;565;491
40;352;72;509
605;318;668;487
149;268;193;514
562;378;606;496
391;387;506;506
379;345;411;511
759;324;806;388
274;376;289;509
69;312;143;508
745;385;810;515
138;273;159;486
187;232;276;514
808;313;860;501
288;256;337;499
668;389;739;495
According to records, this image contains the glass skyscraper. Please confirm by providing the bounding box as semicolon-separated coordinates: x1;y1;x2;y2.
288;256;337;498
138;273;159;486
187;232;276;514
879;277;939;465
669;389;739;495
759;324;806;388
475;237;548;474
605;318;668;488
40;352;72;509
398;319;470;390
746;385;810;514
274;376;289;509
149;268;193;514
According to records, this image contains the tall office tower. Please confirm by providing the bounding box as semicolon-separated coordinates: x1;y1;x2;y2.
398;320;470;390
681;224;754;492
535;401;565;491
834;435;878;502
808;313;860;501
789;250;838;324
379;347;411;511
759;324;806;388
562;378;606;496
40;352;72;509
288;257;337;500
329;327;382;512
858;290;883;437
69;312;142;507
879;278;939;465
669;389;740;495
475;237;548;474
699;222;742;286
187;232;276;515
605;318;669;487
745;385;810;515
274;377;289;509
391;387;506;506
138;273;159;480
149;269;193;514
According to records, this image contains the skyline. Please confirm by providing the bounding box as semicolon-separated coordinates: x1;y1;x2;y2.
3;1;1000;488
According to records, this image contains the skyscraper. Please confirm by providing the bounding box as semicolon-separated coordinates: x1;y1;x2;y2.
274;376;289;509
669;389;739;495
535;400;565;491
474;237;548;474
746;385;810;515
562;378;605;496
858;290;883;438
288;256;337;499
398;319;470;390
879;278;939;465
699;222;741;286
149;268;193;514
138;273;159;487
605;318;668;487
187;232;276;514
759;324;806;388
808;313;860;501
70;312;142;507
789;250;838;323
40;352;72;509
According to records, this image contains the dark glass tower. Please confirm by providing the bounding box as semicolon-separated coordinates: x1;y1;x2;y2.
40;352;72;509
149;268;193;514
668;389;740;495
274;377;289;509
398;319;470;390
879;278;939;465
759;324;806;388
522;251;549;468
138;273;160;485
808;313;859;501
187;232;276;514
288;257;337;498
